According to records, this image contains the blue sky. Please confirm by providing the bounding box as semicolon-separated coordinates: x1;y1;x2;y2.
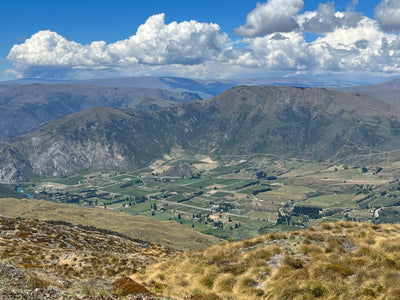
2;0;399;82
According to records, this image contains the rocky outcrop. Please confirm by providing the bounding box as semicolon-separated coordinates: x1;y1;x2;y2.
0;144;32;183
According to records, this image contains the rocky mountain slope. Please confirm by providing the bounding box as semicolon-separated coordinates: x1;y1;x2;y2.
0;83;201;141
2;85;400;183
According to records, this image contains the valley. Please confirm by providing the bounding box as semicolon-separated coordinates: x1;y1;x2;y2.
12;150;400;241
3;83;400;243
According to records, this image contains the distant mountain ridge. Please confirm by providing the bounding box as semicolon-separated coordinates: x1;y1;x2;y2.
338;78;400;103
0;83;201;141
2;75;372;98
1;76;397;142
2;85;400;183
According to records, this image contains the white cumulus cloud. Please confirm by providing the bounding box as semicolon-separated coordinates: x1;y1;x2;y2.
7;14;229;78
8;31;113;68
234;0;304;37
375;0;400;32
227;16;400;75
299;2;363;34
108;14;228;65
309;17;399;72
5;7;400;80
237;32;311;70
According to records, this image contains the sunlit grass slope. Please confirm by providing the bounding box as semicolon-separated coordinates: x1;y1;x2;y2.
135;221;400;299
0;198;221;251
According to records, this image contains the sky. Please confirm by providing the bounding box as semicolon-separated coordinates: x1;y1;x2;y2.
1;0;400;82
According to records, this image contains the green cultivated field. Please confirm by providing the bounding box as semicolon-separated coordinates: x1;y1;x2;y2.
303;193;356;208
43;175;85;185
23;154;400;240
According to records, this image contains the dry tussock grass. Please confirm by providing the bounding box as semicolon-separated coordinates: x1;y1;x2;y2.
0;216;174;281
133;221;400;299
0;197;221;251
0;216;175;298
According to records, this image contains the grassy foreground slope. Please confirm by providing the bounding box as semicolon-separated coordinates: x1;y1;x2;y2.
134;221;400;299
0;198;221;251
0;216;173;299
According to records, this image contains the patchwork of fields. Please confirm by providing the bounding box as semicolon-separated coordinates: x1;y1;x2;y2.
14;153;400;240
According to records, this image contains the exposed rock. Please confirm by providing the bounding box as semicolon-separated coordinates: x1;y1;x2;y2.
166;162;199;178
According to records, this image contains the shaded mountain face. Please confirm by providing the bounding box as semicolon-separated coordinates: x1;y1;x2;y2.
0;83;201;141
1;86;400;183
184;86;400;157
0;107;175;182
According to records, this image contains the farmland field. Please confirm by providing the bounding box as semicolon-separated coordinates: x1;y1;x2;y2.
14;153;400;240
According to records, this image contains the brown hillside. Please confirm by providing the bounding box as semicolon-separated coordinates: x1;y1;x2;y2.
0;198;221;251
134;221;400;299
0;216;172;299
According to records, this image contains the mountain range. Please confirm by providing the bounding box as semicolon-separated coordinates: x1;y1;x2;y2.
2;75;370;96
2;76;400;299
1;76;397;143
2;85;400;183
0;83;201;141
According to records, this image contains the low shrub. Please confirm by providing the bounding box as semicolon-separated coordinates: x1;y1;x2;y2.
309;283;329;298
361;282;383;297
283;256;304;269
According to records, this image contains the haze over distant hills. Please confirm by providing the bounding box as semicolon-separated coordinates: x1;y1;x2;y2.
0;83;201;141
2;85;400;184
0;75;381;142
339;78;400;103
1;75;372;98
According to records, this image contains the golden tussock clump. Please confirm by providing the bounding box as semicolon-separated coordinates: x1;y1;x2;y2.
133;221;400;299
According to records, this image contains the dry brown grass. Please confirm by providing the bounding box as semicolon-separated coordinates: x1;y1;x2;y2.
0;215;177;299
0;197;221;251
133;221;400;299
3;214;400;299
